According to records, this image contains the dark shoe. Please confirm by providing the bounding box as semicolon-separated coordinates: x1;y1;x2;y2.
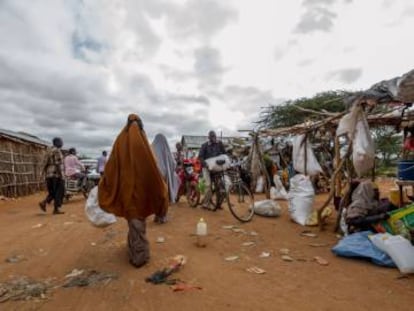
53;209;65;215
154;216;168;224
39;201;46;212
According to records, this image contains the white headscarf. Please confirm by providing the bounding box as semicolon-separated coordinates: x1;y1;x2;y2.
152;134;180;203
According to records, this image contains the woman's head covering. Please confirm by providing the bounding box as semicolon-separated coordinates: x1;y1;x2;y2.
346;180;379;220
152;133;180;203
98;114;168;220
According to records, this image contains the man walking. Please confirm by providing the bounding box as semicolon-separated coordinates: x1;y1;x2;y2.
97;150;107;176
39;137;65;214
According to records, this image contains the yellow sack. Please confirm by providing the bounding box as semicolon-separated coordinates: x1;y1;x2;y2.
306;207;333;226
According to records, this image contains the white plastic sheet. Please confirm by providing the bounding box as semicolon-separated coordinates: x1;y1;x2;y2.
292;135;323;176
288;174;315;226
85;186;117;227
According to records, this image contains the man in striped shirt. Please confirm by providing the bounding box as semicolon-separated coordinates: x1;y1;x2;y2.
39;137;65;214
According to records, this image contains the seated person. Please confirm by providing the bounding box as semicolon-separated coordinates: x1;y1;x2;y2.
64;148;86;187
345;180;390;233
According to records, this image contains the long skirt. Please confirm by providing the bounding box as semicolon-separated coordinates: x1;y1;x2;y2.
127;219;149;268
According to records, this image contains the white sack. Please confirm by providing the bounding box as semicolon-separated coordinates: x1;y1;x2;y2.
253;199;282;217
370;233;414;274
255;175;264;193
353;118;375;176
336;107;375;176
292;135;323;176
270;175;288;200
205;154;231;172
85;186;117;227
288;174;315;226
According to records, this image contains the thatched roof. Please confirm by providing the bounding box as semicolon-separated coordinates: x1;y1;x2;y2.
0;128;49;147
181;135;250;149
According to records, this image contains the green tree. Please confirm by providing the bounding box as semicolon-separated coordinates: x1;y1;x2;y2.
372;126;401;166
257;90;351;129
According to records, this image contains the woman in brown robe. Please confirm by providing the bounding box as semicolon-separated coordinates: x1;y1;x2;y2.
98;114;168;267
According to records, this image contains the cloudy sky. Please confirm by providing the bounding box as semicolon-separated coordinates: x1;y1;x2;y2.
0;0;413;156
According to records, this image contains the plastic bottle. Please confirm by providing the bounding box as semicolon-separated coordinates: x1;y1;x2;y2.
198;178;206;194
196;218;207;247
396;220;411;241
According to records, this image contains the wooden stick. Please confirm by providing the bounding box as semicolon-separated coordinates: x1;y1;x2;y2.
317;138;353;230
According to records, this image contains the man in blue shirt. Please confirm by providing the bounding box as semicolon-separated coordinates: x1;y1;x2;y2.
198;131;225;209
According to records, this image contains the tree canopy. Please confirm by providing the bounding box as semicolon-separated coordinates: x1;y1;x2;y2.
257;90;352;129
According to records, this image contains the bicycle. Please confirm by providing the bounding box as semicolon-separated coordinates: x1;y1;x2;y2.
207;159;255;222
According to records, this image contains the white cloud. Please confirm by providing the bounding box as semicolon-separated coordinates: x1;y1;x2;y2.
0;0;413;156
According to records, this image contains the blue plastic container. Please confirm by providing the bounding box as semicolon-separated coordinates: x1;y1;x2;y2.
398;160;414;180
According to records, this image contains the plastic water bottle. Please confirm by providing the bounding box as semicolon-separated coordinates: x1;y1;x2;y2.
198;178;206;194
396;220;411;241
196;218;207;247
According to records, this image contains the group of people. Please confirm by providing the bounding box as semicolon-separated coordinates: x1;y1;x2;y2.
39;139;107;215
37;113;398;269
96;115;227;267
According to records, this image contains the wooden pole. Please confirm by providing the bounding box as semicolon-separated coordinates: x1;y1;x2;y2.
304;134;308;176
334;136;341;197
317;138;353;230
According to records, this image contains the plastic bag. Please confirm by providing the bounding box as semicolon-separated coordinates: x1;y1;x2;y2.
255;175;264;193
369;233;414;274
288;174;315;225
336;106;375;176
353;118;375;176
331;231;395;267
253;200;282;217
270;175;288;200
205;154;231;172
292;135;322;176
85;186;117;227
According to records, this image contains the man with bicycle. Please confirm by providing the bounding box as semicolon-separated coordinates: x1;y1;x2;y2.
198;130;226;209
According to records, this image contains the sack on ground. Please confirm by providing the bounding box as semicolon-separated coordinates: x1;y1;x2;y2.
369;233;414;274
255;175;265;193
205;154;231;172
270;175;288;200
288;174;315;225
332;231;395;267
85;186;117;227
253;200;282;217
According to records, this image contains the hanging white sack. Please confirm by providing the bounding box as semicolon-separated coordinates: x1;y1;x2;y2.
353;117;375;176
270;175;288;200
292;135;323;176
255;175;265;193
336;106;375;176
85;186;117;227
288;174;315;226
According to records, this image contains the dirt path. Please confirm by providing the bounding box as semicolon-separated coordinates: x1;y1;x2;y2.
0;179;413;311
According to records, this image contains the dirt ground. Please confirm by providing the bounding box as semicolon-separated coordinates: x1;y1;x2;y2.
0;178;413;311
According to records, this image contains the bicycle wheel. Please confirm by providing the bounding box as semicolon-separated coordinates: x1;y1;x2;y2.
227;182;254;222
186;182;200;207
